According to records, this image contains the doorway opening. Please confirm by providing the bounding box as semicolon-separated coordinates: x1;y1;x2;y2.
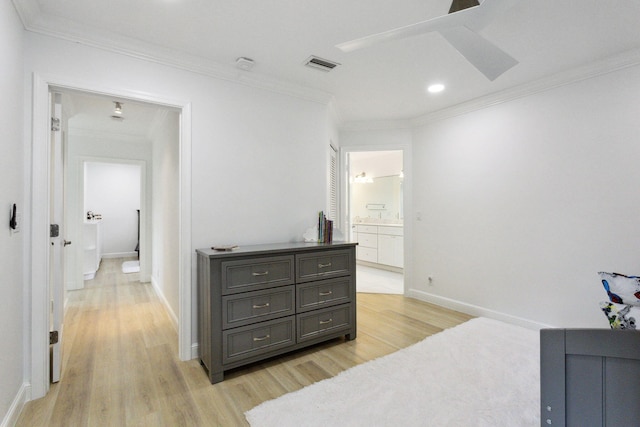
31;73;192;399
82;161;143;281
347;150;404;294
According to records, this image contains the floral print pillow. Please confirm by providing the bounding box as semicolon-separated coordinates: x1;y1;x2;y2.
600;301;639;329
598;272;640;306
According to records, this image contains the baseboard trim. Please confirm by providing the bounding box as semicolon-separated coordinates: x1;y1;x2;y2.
150;276;178;331
356;260;403;274
1;382;29;427
191;343;199;360
406;288;554;330
101;252;138;259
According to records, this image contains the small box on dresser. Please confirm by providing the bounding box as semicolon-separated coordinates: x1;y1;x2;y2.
196;242;357;384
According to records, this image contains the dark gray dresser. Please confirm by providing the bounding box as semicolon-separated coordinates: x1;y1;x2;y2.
196;242;357;383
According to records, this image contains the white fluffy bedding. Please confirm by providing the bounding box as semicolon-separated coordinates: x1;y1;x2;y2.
245;317;540;427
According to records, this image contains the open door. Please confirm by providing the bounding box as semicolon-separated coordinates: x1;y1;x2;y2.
49;93;67;383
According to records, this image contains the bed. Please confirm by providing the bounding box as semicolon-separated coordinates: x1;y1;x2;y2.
540;328;640;426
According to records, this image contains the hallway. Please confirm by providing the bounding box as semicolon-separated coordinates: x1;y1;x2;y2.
16;257;190;425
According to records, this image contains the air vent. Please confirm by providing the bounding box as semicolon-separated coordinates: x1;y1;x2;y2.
304;56;340;72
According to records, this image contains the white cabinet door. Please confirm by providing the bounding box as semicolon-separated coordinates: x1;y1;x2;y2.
357;232;378;249
377;234;404;268
357;246;378;263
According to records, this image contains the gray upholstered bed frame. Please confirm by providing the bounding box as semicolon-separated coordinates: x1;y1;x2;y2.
540;329;640;426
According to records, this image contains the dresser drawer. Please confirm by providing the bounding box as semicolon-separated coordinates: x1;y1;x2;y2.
297;277;352;313
222;286;295;329
297;304;352;342
221;255;294;294
222;317;295;364
296;250;352;283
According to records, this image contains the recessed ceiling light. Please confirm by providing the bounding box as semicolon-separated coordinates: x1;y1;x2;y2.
427;83;445;94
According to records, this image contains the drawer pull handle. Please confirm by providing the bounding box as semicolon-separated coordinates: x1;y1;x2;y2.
252;271;269;276
318;263;332;268
253;334;270;342
319;291;333;296
319;319;333;325
252;303;270;309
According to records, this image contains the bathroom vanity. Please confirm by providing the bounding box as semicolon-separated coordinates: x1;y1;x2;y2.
353;223;403;269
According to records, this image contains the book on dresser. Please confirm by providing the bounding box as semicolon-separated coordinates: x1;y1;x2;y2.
196;241;358;384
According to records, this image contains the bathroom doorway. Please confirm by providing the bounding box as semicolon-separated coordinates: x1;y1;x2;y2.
348;150;404;294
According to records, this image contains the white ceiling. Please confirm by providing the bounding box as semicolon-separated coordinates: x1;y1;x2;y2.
59;89;169;139
15;0;640;126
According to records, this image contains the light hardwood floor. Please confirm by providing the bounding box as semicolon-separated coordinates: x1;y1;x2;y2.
17;257;472;427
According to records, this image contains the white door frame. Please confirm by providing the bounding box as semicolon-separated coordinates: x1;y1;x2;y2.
340;144;413;293
30;73;193;399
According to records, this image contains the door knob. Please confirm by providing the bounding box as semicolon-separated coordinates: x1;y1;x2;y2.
63;240;72;247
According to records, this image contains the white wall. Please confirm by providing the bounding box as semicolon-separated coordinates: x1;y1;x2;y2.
151;111;180;322
0;2;25;425
340;67;640;329
84;161;141;255
24;32;334;353
411;65;640;328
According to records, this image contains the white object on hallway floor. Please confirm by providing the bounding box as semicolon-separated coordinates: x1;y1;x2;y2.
122;260;140;274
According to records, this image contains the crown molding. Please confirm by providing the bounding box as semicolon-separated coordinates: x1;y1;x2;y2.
11;0;40;28
15;2;334;107
339;119;413;132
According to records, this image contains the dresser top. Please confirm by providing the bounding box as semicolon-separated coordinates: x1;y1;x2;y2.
196;241;357;258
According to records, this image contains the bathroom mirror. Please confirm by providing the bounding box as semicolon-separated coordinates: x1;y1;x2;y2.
351;175;403;221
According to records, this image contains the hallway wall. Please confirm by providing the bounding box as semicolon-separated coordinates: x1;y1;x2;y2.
84;161;141;256
0;1;25;423
151;111;180;322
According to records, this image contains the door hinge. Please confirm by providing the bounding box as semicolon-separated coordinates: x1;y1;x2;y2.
51;117;61;131
50;330;59;345
50;224;59;238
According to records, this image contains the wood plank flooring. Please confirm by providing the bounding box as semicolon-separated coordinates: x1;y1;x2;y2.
17;258;472;427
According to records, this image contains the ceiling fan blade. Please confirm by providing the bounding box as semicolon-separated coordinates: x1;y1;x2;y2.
336;7;477;53
439;26;518;80
449;0;480;14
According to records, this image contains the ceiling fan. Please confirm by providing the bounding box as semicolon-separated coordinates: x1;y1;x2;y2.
336;0;519;81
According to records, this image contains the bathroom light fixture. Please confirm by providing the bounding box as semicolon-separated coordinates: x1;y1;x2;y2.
354;172;373;184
